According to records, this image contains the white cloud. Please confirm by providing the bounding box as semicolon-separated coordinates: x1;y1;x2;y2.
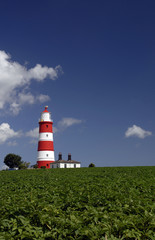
10;92;35;115
125;125;152;139
18;92;35;104
0;50;61;114
10;102;21;115
28;64;59;81
26;127;39;144
26;127;39;138
9;93;51;115
56;117;82;132
36;94;50;103
0;123;22;144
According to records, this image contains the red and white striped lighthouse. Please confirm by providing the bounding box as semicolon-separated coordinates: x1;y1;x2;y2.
37;106;55;168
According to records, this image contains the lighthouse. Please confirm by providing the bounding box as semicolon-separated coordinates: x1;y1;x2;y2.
37;106;55;168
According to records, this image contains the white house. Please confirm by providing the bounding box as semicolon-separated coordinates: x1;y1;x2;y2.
50;153;81;169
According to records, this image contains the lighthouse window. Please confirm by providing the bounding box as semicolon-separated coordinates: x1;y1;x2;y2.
46;125;48;128
46;134;48;137
46;154;48;157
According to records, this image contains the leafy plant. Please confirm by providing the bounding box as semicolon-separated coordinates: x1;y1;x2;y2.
0;166;154;239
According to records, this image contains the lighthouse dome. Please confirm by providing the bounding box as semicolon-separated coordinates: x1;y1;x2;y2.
40;106;52;122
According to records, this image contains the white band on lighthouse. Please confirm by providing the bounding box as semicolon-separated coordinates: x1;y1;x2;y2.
37;151;55;161
39;132;53;141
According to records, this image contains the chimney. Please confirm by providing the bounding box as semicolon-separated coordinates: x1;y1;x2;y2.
68;153;72;161
58;152;62;160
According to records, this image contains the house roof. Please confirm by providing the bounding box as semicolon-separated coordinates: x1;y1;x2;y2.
50;159;81;164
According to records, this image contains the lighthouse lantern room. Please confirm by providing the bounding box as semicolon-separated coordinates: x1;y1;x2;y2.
37;106;55;168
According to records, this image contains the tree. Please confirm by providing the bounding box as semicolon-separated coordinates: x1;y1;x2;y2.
4;153;22;168
33;164;38;169
19;161;30;169
88;163;95;167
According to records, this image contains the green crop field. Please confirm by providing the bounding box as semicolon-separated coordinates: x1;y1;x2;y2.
0;166;154;240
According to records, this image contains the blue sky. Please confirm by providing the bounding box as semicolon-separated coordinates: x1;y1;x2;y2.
0;0;155;168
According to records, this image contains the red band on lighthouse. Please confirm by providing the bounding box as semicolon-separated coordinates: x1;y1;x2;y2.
39;122;53;132
38;141;54;151
37;106;55;168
